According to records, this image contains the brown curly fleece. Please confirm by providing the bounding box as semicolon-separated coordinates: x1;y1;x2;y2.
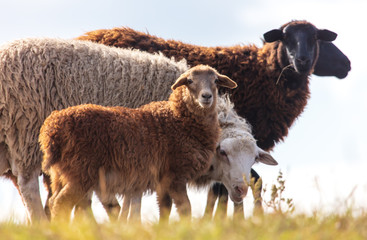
77;22;313;151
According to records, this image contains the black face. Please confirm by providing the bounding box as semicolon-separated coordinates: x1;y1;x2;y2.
313;41;351;79
283;25;318;74
263;21;338;76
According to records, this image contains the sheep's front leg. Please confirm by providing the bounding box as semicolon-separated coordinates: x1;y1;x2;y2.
74;192;96;222
204;185;217;219
118;195;131;221
118;194;142;222
211;183;228;219
128;194;142;222
51;183;83;221
169;183;191;219
95;190;121;221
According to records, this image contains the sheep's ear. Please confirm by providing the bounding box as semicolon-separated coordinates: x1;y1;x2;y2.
263;29;283;42
215;73;237;89
317;29;337;42
171;74;189;90
256;148;278;166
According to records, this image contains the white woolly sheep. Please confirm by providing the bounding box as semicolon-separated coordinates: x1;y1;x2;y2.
0;37;189;222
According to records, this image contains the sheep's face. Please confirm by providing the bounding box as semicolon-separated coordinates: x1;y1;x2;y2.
210;136;277;204
188;70;218;109
263;21;337;75
171;65;237;109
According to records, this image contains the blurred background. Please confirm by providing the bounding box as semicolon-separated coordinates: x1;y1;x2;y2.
0;0;365;223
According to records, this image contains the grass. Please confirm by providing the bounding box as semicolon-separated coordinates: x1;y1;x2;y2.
1;212;366;240
1;172;366;240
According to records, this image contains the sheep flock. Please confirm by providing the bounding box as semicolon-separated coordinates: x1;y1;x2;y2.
0;20;350;223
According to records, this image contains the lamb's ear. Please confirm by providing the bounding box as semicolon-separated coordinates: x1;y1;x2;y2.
171;73;189;90
263;29;283;42
317;29;337;42
215;73;237;89
256;148;278;166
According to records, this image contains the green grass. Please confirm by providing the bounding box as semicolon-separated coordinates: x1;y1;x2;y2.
1;212;367;240
1;172;366;240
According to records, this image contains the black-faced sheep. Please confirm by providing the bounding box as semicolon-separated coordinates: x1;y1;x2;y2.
75;20;342;216
76;20;340;150
39;65;237;221
0;38;188;222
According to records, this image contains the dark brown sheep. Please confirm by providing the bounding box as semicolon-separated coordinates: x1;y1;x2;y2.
40;65;237;221
76;20;338;216
76;20;337;152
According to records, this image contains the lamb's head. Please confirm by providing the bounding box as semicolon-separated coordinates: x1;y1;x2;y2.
171;65;237;110
263;20;337;75
210;135;277;203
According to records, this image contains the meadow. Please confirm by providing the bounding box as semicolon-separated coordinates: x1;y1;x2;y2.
1;172;366;240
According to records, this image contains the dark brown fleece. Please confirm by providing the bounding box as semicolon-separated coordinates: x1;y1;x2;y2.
76;24;311;151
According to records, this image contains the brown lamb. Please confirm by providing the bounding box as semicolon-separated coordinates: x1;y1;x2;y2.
40;65;237;221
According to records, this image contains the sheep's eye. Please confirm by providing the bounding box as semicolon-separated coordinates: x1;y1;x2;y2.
214;79;219;84
187;79;193;84
219;149;227;157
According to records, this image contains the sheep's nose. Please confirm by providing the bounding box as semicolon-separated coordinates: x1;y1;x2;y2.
201;92;212;100
235;185;248;198
296;57;310;66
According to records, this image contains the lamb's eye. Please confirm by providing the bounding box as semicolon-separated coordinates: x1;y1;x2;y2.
214;79;219;84
187;79;193;84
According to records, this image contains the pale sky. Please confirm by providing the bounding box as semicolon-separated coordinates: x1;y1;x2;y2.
0;0;366;222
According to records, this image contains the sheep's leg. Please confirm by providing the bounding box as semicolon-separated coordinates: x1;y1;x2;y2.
17;171;47;223
2;144;47;223
250;169;264;215
73;192;96;222
3;171;32;221
95;190;121;221
212;183;228;219
129;194;142;222
119;194;142;222
42;173;53;220
233;202;244;219
169;183;191;219
204;185;217;219
156;185;173;222
118;195;130;221
157;192;172;222
51;183;83;221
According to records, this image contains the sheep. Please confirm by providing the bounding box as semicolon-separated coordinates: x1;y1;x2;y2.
76;20;341;216
39;65;238;221
0;37;189;223
76;23;350;81
75;20;343;150
114;95;278;221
